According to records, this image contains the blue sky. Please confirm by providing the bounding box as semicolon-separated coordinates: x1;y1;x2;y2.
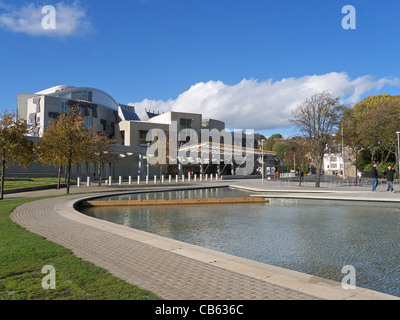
1;0;400;137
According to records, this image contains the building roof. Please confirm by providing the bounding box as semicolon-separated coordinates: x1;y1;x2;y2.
35;85;120;110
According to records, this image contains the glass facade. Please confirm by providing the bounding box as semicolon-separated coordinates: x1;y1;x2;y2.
84;107;94;129
179;118;192;131
61;101;69;114
59;90;92;102
139;130;149;146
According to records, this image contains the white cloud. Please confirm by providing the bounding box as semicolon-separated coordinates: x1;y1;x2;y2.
0;1;92;37
130;72;400;131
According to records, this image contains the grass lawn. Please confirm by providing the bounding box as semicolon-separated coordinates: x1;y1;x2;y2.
3;177;74;190
0;197;161;300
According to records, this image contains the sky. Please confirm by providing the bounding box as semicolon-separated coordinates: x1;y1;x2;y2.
1;0;400;138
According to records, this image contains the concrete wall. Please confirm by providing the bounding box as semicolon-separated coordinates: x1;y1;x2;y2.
117;121;169;146
17;93;38;120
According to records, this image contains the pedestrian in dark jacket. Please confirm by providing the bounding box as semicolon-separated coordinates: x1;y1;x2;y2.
383;165;396;192
371;163;378;192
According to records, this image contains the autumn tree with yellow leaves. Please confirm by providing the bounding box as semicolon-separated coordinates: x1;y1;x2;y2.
0;110;34;200
38;107;92;194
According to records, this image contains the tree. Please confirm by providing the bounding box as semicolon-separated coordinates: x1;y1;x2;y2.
290;92;347;187
0;110;34;200
264;133;283;151
341;107;364;183
37;126;64;190
38;107;92;194
349;94;400;170
89;131;115;186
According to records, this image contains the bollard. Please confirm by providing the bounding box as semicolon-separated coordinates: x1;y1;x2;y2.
162;175;164;184
182;175;185;182
119;176;122;185
200;174;203;181
169;175;172;183
210;174;213;181
146;175;149;184
77;177;81;187
87;176;90;187
154;175;157;184
188;174;191;182
205;174;208;181
129;176;132;185
176;175;179;183
137;176;141;184
194;174;197;182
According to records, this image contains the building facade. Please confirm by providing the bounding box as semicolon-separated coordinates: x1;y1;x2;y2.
13;85;274;180
323;145;356;178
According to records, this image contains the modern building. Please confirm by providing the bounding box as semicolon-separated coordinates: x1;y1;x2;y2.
13;85;276;180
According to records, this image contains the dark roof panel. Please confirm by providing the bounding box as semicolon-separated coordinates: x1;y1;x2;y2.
122;108;141;121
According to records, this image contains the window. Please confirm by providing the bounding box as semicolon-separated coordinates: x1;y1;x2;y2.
179;118;192;131
48;112;59;119
61;102;69;114
84;108;94;129
330;157;337;162
100;119;107;131
120;131;125;146
84;117;93;129
139;130;149;146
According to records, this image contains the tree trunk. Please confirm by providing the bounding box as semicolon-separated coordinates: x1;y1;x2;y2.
383;150;391;164
57;165;62;190
0;160;5;200
355;150;358;186
66;157;72;195
97;163;102;187
315;158;323;188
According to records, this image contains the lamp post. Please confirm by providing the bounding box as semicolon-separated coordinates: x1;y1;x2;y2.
261;139;265;184
342;125;346;180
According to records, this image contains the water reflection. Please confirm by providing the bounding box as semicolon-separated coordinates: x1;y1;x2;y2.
79;189;400;297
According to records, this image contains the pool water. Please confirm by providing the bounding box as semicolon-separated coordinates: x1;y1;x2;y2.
79;187;400;297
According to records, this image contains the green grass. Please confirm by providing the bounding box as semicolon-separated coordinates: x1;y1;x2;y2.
3;177;74;190
0;197;161;300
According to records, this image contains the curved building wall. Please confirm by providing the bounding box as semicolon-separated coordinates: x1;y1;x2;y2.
90;89;119;110
38;86;119;111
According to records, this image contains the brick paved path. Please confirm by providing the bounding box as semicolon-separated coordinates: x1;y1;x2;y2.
11;195;319;300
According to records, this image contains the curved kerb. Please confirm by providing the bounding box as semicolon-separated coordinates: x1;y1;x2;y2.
11;190;399;300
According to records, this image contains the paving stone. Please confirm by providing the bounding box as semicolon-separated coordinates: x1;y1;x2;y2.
11;194;319;300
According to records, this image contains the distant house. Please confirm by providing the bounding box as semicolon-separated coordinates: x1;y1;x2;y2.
323;144;356;178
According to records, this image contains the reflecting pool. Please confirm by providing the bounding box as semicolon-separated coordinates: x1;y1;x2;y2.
79;187;400;297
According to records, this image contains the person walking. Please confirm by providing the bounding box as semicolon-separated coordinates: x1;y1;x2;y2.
275;170;280;182
371;163;379;192
383;165;396;192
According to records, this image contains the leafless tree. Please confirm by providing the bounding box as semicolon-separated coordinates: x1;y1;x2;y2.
290;91;347;187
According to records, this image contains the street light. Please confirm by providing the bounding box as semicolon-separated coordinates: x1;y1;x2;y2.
261;139;265;184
